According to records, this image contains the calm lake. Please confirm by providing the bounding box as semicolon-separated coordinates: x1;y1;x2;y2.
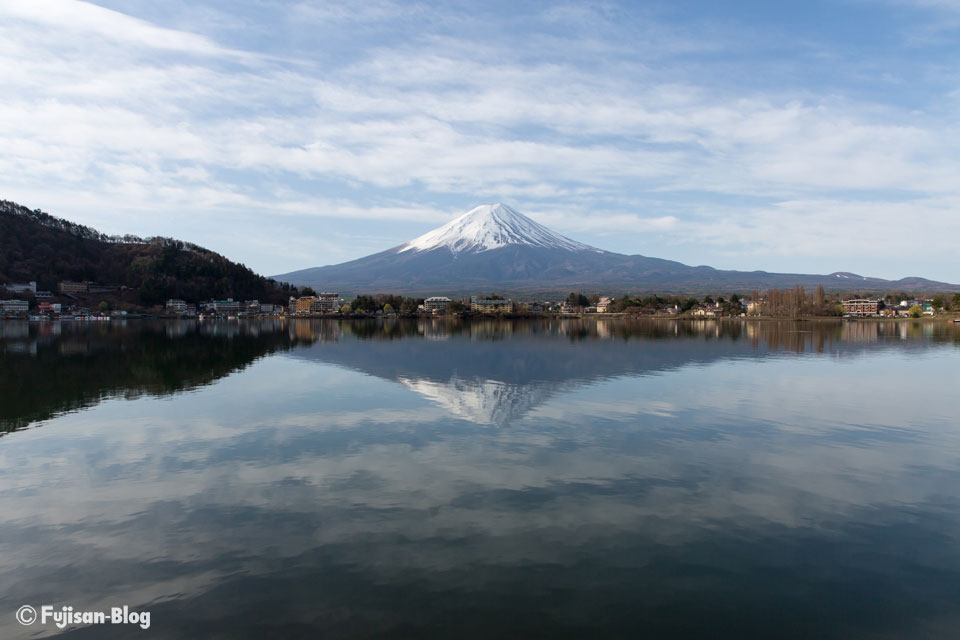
1;318;959;638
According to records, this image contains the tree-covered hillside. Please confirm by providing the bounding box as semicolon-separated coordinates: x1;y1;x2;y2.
0;200;292;305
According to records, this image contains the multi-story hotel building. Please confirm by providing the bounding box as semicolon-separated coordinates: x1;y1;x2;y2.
166;299;187;313
471;297;514;313
2;281;36;294
424;296;452;313
0;299;30;313
294;296;317;315
312;293;341;314
59;281;90;294
841;299;883;316
213;299;241;315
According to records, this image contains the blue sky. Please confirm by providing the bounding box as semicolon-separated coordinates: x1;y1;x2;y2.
2;0;959;281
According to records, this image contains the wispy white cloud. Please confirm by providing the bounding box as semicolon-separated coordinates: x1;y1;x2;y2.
0;0;243;58
1;0;959;278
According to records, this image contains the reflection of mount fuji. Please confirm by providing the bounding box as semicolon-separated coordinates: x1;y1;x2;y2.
397;375;564;426
291;321;735;425
287;319;957;426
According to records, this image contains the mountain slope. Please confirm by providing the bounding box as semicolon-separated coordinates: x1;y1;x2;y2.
0;199;291;305
274;203;960;294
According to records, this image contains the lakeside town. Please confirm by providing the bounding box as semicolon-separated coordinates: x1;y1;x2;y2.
3;278;960;321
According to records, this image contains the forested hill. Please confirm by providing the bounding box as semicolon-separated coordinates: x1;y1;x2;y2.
0;200;291;305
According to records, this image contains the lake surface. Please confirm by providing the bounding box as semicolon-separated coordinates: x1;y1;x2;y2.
1;318;959;639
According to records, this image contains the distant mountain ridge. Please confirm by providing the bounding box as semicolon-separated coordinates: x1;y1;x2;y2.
0;199;290;305
274;203;960;294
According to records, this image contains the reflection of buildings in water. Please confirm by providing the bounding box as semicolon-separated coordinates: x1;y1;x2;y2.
290;319;342;344
744;319;960;353
0;322;29;340
42;322;63;336
596;320;611;339
467;320;514;341
236;318;284;338
748;321;840;354
688;320;722;339
165;321;192;339
195;318;286;340
4;340;37;355
3;321;67;356
200;323;240;339
840;322;880;343
417;318;451;341
839;320;940;343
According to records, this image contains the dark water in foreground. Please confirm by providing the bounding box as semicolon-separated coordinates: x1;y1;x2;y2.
1;318;959;639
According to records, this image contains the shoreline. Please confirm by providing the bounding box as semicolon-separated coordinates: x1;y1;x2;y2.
5;314;958;323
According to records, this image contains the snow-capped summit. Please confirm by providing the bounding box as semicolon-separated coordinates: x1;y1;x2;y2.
398;203;599;255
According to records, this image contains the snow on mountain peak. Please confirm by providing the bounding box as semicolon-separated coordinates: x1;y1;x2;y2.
398;203;599;254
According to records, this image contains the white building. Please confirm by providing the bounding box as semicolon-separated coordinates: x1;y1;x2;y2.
166;299;187;313
312;293;341;314
1;299;30;313
214;299;240;315
2;281;36;294
424;296;452;313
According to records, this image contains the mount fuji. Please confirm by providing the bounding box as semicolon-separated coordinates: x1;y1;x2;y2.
273;203;959;294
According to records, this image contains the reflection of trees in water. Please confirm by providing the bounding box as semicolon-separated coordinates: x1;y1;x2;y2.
291;317;750;343
0;320;300;434
290;318;960;427
287;317;959;350
3;318;956;434
746;321;843;354
745;320;958;353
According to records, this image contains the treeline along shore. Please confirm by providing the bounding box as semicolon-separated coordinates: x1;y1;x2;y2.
3;199;959;321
